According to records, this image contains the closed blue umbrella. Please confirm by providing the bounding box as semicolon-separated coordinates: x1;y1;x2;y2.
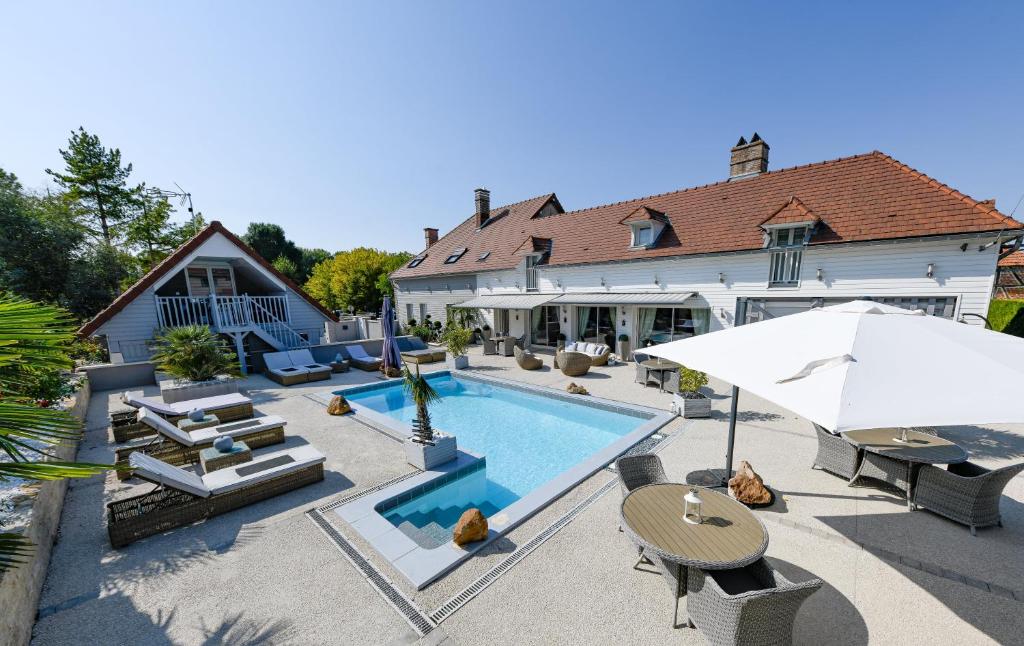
380;296;402;375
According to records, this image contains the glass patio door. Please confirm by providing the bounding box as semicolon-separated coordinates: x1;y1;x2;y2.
577;306;615;345
531;305;560;346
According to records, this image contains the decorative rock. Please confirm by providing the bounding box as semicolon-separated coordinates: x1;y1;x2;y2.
188;408;206;422
327;395;352;416
213;436;234;453
566;382;590;396
453;508;488;546
729;460;772;505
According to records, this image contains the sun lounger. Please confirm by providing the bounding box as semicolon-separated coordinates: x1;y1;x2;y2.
113;408;287;478
108;445;326;547
113;391;254;443
287;349;332;381
397;337;446;364
264;352;311;386
347;344;383;371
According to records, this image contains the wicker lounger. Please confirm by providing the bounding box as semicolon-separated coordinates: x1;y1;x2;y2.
108;446;326;548
347;344;383;371
114;408;287;479
113;391;255;443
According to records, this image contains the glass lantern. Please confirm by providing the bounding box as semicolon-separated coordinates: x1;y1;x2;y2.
683;487;704;525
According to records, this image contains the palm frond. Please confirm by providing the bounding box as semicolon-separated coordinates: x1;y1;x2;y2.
0;461;111;480
0;533;34;568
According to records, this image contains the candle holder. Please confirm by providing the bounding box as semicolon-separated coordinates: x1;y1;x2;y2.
683;487;704;525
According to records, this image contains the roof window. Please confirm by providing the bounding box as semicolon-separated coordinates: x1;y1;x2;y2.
408;255;426;268
444;248;467;264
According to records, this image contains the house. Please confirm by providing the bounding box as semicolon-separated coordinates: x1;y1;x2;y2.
994;251;1024;299
391;136;1024;352
78;221;337;372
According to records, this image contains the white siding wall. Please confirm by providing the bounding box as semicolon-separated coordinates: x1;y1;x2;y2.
472;236;999;341
285;292;332;343
95;289;160;361
394;276;477;328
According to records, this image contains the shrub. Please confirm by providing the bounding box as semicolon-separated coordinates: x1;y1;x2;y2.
409;324;432;343
151;325;240;382
678;365;709;394
442;326;473;358
988;299;1024;338
407;318;417;327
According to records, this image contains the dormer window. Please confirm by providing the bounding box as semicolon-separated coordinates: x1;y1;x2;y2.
633;224;654;247
620;206;669;250
444;247;467;264
408;254;426;268
768;225;809;248
766;225;809;287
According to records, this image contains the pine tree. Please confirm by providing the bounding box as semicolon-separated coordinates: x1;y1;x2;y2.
45;127;138;244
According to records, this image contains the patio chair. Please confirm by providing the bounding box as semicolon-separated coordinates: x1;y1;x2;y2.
482;338;497;355
264;351;311;386
614;454;668;564
811;424;861;481
287;349;332;382
107;445;326;548
113;408;287;478
557;351;591;377
633;352;650;385
114;391;254;443
686;558;822;643
346;344;383;371
513;345;543;370
913;461;1024;535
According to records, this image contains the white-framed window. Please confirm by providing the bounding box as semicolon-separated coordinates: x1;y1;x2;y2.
419;303;427;322
636;306;711;345
767;225;808;287
634;225;654;247
406;303;414;321
186;265;236;298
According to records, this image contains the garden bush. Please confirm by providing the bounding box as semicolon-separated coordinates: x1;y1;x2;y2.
988;299;1024;338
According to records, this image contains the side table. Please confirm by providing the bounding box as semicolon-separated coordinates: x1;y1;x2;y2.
178;413;220;433
330;360;351;373
200;441;253;473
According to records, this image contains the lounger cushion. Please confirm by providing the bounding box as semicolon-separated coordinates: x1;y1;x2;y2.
125;391;252;416
188;416;287;443
202;445;326;495
407;337;429;351
129;452;211;497
348;345;381;361
287;350;331;372
269;366;310;379
138;408;196;445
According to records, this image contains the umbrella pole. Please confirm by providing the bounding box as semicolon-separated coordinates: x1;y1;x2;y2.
723;386;739;487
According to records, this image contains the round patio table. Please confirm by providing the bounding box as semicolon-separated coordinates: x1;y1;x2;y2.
620;483;769;628
842;428;968;509
641;358;680;391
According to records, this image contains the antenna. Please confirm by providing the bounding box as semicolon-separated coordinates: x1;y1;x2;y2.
147;183;195;216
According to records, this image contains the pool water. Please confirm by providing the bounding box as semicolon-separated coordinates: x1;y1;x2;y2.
343;373;644;536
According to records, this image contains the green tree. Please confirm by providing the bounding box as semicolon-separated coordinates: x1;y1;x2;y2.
124;190;177;271
304;248;411;313
62;244;132;319
0;294;111;571
242;223;301;268
299;248;331;281
45;127;138;244
271;255;301;282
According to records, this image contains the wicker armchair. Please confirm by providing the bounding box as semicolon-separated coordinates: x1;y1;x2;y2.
615;454;669;569
557;351;591;377
513;346;543;370
633;352;650;385
482;338;497;355
914;461;1024;535
811;424;861;481
686;559;822;645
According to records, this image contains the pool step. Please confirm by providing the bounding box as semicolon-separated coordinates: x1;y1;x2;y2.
397;520;451;549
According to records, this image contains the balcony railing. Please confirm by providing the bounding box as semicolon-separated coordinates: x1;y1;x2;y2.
525;267;539;292
769;248;802;287
156;294;290;330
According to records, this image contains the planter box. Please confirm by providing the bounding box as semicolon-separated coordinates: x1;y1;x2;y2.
448;355;469;370
673;392;711;418
405;433;457;470
159;376;239;404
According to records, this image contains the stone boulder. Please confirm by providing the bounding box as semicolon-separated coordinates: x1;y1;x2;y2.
327;395;351;416
452;508;488;546
729;460;772;505
566;382;590;396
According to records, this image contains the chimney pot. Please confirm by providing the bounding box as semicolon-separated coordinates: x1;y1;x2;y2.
475;188;490;227
729;134;770;179
424;227;439;249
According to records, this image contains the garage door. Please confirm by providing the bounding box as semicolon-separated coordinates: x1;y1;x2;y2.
744;296;957;323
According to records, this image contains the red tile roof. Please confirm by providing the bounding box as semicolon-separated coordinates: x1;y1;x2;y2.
79;221;337;337
999;251;1024;267
392;151;1023;279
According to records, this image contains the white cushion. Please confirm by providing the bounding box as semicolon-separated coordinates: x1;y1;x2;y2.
263;352;293;371
126;391;251;416
288;349;330;370
202;445;326;495
348;345;380;361
124;390;176;415
583;343;598;355
138;408;195;445
564;342;577;352
594;344;608;356
129;452;211;497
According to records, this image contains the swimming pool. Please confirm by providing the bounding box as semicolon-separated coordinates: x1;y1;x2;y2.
333;371;673;588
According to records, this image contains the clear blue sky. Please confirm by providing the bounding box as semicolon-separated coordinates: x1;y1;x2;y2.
2;2;1022;254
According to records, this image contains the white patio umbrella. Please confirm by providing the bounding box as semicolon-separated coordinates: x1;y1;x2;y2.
644;300;1024;484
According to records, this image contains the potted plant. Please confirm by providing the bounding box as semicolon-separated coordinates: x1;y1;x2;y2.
442;326;474;370
481;324;492;340
472;327;483;344
402;366;457;469
617;333;631;361
556;331;567;351
673;365;711;418
151;325;241;403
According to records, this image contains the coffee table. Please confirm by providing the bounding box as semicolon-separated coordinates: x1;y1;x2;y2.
199;441;253;473
843;428;968;509
178;413;220;433
621;483;768;628
330;360;350;373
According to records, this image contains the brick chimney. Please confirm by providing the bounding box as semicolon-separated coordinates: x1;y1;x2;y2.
475;188;490;227
424;227;438;248
729;133;769;179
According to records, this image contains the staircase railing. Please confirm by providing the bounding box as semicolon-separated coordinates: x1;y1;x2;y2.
245;296;309;349
155;294;308;349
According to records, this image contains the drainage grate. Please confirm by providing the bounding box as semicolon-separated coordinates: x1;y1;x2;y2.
428;476;620;625
308;510;436;636
316;470;419;514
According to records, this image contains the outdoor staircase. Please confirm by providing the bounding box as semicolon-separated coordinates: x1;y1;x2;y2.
156;294;309;352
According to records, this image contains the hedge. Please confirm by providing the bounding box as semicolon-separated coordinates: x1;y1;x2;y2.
988;299;1024;338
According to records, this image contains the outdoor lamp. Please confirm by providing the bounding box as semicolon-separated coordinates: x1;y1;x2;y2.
816;268;824;281
718;272;725;283
683;487;704;525
927;263;935;278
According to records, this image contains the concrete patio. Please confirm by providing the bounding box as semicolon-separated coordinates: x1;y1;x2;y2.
31;344;1024;645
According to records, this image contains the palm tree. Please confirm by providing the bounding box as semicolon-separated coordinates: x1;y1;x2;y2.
150;324;240;382
402;366;439;446
0;294;110;571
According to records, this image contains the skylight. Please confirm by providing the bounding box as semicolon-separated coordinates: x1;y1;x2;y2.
408;255;426;268
444;247;467;264
478;251;491;261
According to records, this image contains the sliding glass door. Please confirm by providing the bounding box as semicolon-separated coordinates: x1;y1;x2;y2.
636;307;710;346
576;306;615;346
531;305;561;346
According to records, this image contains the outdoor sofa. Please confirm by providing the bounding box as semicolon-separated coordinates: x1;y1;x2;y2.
397;336;446;364
563;341;612;366
264;349;332;385
113;408;287;478
112;391;254;443
347;344;383;371
108;445;326;547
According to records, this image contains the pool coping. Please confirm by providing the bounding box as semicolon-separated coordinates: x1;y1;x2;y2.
325;370;675;590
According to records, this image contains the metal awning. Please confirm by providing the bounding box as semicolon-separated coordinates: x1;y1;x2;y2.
454;293;557;309
549;292;697;305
